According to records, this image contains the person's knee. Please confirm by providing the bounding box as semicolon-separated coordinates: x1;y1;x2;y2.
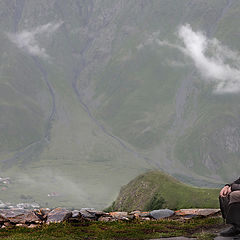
229;191;240;204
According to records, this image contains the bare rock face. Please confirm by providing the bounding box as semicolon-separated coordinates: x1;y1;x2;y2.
46;208;72;224
0;209;41;224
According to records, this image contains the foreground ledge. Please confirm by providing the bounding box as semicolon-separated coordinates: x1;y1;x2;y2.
0;208;221;228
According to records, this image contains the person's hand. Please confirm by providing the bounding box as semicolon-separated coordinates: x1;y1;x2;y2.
220;185;231;197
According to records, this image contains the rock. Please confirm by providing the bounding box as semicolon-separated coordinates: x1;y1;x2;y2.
16;223;28;227
150;209;175;219
79;208;98;220
0;209;41;224
68;210;84;222
85;209;106;217
4;222;13;227
72;210;81;218
109;212;131;220
98;216;114;222
46;208;72;224
28;224;39;228
175;209;221;217
0;214;7;222
140;212;151;217
34;208;51;221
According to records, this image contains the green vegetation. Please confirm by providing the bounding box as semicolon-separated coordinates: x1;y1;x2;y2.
0;217;224;240
109;171;220;211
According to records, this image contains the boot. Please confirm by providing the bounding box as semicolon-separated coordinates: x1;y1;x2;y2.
220;225;240;237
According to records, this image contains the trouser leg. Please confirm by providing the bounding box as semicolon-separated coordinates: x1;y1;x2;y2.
219;195;230;219
226;191;240;227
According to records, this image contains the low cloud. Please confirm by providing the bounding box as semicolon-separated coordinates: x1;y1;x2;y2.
7;21;63;59
156;24;240;93
178;24;240;93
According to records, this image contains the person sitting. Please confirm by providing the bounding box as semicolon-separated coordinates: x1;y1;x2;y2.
219;177;240;237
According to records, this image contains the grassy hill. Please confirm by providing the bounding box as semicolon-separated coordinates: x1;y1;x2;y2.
108;171;220;212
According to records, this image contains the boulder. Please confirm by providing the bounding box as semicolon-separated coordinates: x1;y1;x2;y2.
68;210;84;222
79;208;101;220
150;209;175;219
0;209;41;224
175;209;221;217
46;208;72;224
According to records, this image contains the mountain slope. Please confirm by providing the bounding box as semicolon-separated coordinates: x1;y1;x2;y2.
0;0;240;208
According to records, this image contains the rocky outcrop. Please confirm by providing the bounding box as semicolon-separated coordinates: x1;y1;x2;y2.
0;208;221;228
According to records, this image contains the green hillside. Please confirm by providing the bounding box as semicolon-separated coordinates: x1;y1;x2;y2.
109;171;220;211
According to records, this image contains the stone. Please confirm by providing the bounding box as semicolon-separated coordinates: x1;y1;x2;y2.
79;208;98;220
85;209;106;217
34;208;51;221
46;208;72;224
4;222;13;227
0;214;7;222
150;209;175;219
140;212;151;217
0;209;41;224
175;209;221;217
109;212;131;220
28;224;39;228
72;210;81;218
68;210;84;222
16;223;28;227
98;216;114;222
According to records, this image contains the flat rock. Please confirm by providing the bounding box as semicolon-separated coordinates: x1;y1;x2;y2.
130;211;151;218
46;208;72;223
109;212;129;219
175;209;220;217
0;209;41;224
150;209;175;219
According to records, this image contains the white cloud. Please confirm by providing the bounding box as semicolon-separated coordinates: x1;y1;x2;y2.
7;21;63;59
177;24;240;93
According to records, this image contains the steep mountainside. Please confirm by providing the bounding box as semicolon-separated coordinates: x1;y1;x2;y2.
0;0;240;208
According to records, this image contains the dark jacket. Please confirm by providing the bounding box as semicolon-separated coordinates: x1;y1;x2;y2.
227;177;240;191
